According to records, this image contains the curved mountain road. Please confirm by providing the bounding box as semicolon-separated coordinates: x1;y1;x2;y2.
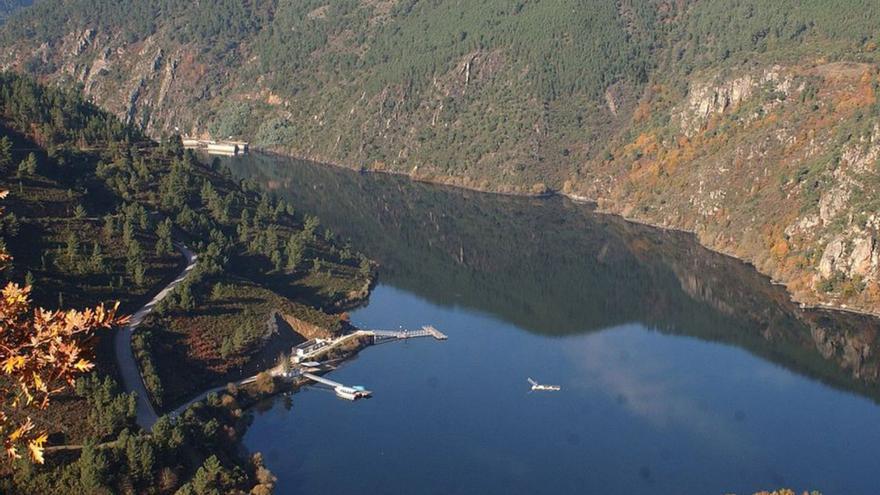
168;370;267;420
114;242;197;430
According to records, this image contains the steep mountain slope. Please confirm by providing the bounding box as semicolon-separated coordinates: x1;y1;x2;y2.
0;0;662;190
1;0;880;314
0;72;374;493
0;0;29;23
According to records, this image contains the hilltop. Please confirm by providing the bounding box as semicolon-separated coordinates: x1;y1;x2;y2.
1;1;880;313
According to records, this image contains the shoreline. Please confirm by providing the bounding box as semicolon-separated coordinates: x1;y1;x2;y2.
242;147;880;322
152;280;379;417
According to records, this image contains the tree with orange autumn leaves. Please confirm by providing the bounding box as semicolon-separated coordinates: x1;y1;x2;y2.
0;191;126;464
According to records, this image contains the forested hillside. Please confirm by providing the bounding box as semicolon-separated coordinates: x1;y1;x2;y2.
0;72;372;493
0;0;28;23
1;0;880;314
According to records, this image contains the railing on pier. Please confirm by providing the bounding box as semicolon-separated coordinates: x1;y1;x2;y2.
301;372;345;388
367;325;448;343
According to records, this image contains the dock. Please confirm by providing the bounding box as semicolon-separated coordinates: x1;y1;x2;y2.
366;325;448;344
287;325;447;400
301;371;372;400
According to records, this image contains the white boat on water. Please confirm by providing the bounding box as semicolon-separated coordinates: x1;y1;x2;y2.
528;378;561;391
335;385;372;400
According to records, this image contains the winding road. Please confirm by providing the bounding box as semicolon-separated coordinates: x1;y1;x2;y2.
168;371;265;420
114;242;197;430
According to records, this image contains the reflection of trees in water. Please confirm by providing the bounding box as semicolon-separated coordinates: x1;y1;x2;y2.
226;153;880;401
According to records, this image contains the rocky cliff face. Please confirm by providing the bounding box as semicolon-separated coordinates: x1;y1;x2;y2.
5;22;235;143
36;30;204;136
677;67;793;136
574;61;880;315
2;5;880;315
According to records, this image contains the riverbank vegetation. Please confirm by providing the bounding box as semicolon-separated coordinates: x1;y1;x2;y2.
0;72;374;492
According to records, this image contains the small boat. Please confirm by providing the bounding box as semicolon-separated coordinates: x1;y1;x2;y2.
528;378;561;391
335;385;372;400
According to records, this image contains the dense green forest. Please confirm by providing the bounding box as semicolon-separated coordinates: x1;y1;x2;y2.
1;1;878;305
4;0;879;180
0;72;372;493
0;0;28;24
5;0;878;95
1;0;880;352
2;0;879;315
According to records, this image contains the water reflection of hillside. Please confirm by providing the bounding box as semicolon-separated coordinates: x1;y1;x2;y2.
225;153;880;402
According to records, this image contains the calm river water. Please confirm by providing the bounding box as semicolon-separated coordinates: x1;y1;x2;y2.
223;154;880;495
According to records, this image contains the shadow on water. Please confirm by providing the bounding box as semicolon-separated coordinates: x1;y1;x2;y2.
224;153;880;403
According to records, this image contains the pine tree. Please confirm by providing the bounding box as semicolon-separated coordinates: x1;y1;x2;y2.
285;234;304;270
102;215;116;240
177;282;194;311
155;218;174;256
65;231;80;266
133;261;146;287
78;443;110;492
0;136;12;170
124;435;156;483
127;240;146;286
122;219;135;248
136;204;148;230
23;152;37;175
191;455;226;494
303;215;320;239
89;242;104;272
238;210;250;243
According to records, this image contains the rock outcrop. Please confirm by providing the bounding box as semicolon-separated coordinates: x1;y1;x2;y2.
2;4;880;315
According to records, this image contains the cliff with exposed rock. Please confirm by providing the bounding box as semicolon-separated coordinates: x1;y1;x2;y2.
1;0;880;314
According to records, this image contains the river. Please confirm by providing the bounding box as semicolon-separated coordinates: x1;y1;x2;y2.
220;153;880;495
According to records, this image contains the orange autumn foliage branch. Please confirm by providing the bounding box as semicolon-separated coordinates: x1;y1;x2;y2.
0;190;127;464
